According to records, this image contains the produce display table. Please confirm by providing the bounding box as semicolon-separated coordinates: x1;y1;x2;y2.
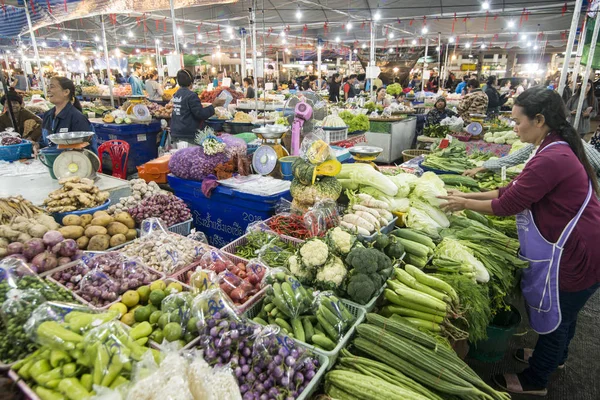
0;171;131;206
364;117;417;163
417;136;512;157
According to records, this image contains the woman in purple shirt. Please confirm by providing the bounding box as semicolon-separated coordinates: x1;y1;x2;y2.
441;87;600;396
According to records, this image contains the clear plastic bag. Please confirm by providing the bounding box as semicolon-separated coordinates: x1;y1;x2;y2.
156;291;197;345
261;268;313;318
300;132;331;165
187;228;208;244
187;268;220;294
254;236;296;270
313;291;355;344
139;217;169;237
303;200;340;238
78;269;120;307
197;249;235;274
192;288;242;345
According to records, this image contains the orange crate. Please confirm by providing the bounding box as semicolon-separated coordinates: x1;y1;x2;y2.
137;154;171;184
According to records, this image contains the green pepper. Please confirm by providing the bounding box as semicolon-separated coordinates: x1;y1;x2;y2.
65;311;119;333
13;349;42;370
80;374;92;392
29;359;52;382
129;321;152;341
135;337;148;346
37;322;83;350
58;378;91;400
93;345;109;385
109;376;129;390
100;354;123;387
35;386;65;400
17;359;36;380
50;350;71;368
45;380;61;389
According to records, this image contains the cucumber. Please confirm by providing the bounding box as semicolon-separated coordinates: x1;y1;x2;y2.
281;281;299;310
317;311;342;342
291;318;305;342
252;317;268;325
320;303;345;329
302;318;315;341
275;318;293;333
392;229;435;250
311;334;336;351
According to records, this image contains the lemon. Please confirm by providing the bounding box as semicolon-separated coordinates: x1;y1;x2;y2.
122;290;140;308
166;282;183;293
150;280;166;291
120;312;135;326
109;302;127;317
137;286;151;303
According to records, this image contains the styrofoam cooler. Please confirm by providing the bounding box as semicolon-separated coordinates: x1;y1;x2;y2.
167;174;291;247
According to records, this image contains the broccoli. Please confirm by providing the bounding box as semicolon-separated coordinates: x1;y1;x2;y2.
375;250;393;272
346;273;376;305
345;247;379;274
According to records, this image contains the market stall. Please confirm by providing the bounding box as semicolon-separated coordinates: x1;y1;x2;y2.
365;116;417;163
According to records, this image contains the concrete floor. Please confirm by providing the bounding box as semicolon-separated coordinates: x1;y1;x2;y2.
468;290;600;400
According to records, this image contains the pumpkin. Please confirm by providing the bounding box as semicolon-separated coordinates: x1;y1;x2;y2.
290;177;343;205
292;158;342;185
103;114;115;123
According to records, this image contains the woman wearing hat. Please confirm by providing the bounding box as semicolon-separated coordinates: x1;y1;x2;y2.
0;89;42;143
170;69;225;144
426;97;456;126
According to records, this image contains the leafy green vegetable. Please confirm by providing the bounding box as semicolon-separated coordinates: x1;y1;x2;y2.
349;114;370;132
386;83;403;96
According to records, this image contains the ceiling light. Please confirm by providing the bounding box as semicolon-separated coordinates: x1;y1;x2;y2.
192;50;197;55
94;36;100;42
99;45;104;51
353;49;358;54
76;47;81;52
507;20;515;28
534;44;539;50
449;37;455;43
136;48;141;53
128;31;133;38
335;36;341;43
388;48;393;53
468;54;473;58
62;34;68;41
226;26;233;34
347;22;352;30
282;38;287;44
451;54;457;60
121;40;127;45
197;34;202;40
216;51;221;57
481;43;486;49
374;12;381;21
183;43;188;49
482;1;490;10
230;34;235;40
435;46;440;51
362;43;366;49
286;49;291;54
411;39;417;45
296;7;302;20
234;53;238;57
41;41;47;48
527;41;532;47
465;43;471;48
521;34;527;41
389;33;394;39
155;39;160;44
422;26;428;34
177;28;183;36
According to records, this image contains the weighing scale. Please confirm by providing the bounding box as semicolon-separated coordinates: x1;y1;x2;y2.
347;146;384;167
251;125;290;176
47;132;101;180
465;122;483;136
125;96;152;123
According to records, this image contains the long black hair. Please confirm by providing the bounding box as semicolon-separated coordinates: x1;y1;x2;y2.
515;86;599;195
53;76;82;112
574;79;596;107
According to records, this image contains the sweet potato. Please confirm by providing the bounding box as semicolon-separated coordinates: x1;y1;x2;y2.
88;234;110;251
58;226;85;240
106;222;128;236
62;215;82;226
85;226;108;238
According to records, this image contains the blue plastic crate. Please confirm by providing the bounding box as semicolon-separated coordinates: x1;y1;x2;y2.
168;174;291;247
92;121;161;175
0;140;33;161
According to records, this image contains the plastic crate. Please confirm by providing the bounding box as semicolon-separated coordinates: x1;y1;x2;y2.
137;154;171;184
220;231;303;261
322;127;348;143
0;140;33;161
167;218;193;236
92;120;161;175
245;297;366;367
171;252;268;314
168;174;291;247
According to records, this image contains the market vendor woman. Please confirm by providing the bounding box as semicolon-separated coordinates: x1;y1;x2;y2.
41;77;96;151
0;89;42;142
171;69;225;144
440;87;600;396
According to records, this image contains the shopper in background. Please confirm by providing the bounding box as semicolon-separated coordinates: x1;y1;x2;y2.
372;74;383;91
566;79;598;137
10;69;28;92
485;76;508;115
515;79;526;95
144;71;164;101
243;77;256;99
426;96;456;126
457;79;489;123
328;73;342;102
0;89;42;143
170;69;225;144
455;75;469;95
41;77;95;150
115;73;126;84
128;62;144;96
440;87;600;397
343;74;358;100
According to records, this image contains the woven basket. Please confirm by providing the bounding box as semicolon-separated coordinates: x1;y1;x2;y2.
402;149;430;162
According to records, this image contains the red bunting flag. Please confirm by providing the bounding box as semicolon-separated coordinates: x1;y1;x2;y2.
400;38;405;45
136;17;140;26
519;8;525;27
504;42;508;49
163;18;166;32
463;15;468;23
452;13;456;33
64;0;67;12
493;33;499;40
46;0;51;14
423;16;427;27
155;20;159;31
324;22;328;33
484;11;489;31
562;3;568;16
286;25;290;32
143;14;147;32
494;14;498;20
397;19;401;24
30;0;35;15
361;21;366;30
409;19;414;26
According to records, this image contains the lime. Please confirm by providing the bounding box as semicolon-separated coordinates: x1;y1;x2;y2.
149;310;162;325
137;286;151;303
120;312;135;326
166;282;183;293
164;323;182;342
134;306;152;323
186;317;199;334
150;329;164;344
149;290;166;306
184;332;194;343
158;314;170;329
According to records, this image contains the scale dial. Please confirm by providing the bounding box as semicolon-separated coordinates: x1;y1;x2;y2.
53;150;95;179
252;145;279;175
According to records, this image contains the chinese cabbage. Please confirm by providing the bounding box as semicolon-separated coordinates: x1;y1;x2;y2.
403;207;442;238
339;163;398;196
386;175;411;198
435;238;490;283
409;196;450;228
412;172;448;207
359;186;410;212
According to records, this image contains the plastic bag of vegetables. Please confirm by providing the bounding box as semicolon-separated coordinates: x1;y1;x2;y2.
261;267;314;318
168;146;229;181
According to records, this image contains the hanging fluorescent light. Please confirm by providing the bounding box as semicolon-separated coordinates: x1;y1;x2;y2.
226;26;233;34
62;34;68;40
353;49;358;54
507;20;515;28
94;36;100;42
230;34;235;40
412;39;417;45
388;48;393;53
527;41;532;47
177;28;183;36
121;40;127;45
482;1;490;10
136;48;141;53
183;43;188;49
468;54;473;58
534;44;539;50
99;45;104;50
282;38;287;44
192;50;197;55
76;47;81;52
521;34;527;41
465;43;471;48
481;43;486;49
41;41;47;48
257;51;262;56
115;48;121;57
449;37;455;43
155;39;160;44
436;46;440;51
335;36;341;43
234;53;238;57
422;26;428;34
389;32;394;39
362;43;366;49
296;7;302;20
197;33;202;40
347;22;352;30
374;11;381;21
128;31;133;38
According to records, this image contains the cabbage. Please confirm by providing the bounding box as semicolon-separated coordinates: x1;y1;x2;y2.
435;238;490;283
412;172;447;207
409;196;450;228
403;207;441;237
386;175;411;198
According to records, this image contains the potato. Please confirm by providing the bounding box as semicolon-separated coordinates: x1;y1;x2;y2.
114;212;136;229
93;210;110;219
88;234;110;251
77;236;90;250
28;224;49;238
106;222;128;236
62;215;82;226
58;225;85;240
85;226;108;238
109;234;127;248
125;229;137;241
80;214;93;226
90;215;113;227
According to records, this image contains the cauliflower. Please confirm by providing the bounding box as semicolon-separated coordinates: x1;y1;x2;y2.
288;254;315;283
299;238;329;268
327;227;355;255
315;256;347;290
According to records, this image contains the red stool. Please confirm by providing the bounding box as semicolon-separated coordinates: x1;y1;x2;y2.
97;140;130;179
